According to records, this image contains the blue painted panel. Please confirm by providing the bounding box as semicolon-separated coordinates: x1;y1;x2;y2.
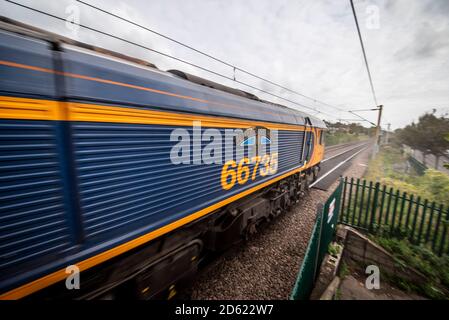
0;118;306;294
0;26;319;295
71;122;304;243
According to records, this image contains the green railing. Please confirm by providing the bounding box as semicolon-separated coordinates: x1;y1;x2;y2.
339;177;449;256
290;180;342;300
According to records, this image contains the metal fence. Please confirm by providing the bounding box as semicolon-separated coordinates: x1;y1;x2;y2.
290;180;342;300
339;177;449;256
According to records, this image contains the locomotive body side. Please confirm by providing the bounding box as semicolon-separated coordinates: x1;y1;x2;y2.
0;26;325;299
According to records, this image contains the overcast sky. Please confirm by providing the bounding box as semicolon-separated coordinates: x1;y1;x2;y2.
2;0;449;129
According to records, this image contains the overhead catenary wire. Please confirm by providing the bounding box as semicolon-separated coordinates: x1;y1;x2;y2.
349;108;379;112
349;0;379;107
76;0;349;114
339;119;372;122
348;107;380;126
5;0;374;125
349;111;376;126
78;0;381;124
6;0;347;119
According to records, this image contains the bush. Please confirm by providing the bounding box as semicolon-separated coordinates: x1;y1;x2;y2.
420;169;449;207
375;236;449;299
324;131;368;146
364;148;448;206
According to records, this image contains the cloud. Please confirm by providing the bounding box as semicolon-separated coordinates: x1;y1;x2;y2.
394;21;449;61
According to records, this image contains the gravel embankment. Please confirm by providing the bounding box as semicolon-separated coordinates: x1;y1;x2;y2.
189;146;373;300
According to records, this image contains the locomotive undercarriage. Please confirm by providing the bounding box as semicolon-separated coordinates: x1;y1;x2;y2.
27;165;319;300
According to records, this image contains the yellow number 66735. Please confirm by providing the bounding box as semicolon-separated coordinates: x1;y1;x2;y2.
220;153;278;190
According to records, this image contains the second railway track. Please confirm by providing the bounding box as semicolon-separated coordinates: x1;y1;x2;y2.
311;140;372;190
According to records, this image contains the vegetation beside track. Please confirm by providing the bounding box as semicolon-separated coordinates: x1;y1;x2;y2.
395;110;449;168
335;111;449;299
372;235;449;299
323;120;374;146
358;137;449;299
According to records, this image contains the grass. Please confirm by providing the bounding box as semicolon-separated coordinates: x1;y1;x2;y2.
363;146;449;207
344;145;448;251
334;287;342;300
346;145;449;254
340;145;449;299
328;242;341;256
338;261;350;279
364;146;423;194
338;143;449;298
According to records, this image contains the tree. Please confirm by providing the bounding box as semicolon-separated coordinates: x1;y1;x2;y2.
420;169;449;206
397;111;449;168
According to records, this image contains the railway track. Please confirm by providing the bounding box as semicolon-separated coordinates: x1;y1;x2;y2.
311;140;372;190
324;141;371;159
325;141;358;151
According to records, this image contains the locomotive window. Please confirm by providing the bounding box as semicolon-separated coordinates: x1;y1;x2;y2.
319;131;324;145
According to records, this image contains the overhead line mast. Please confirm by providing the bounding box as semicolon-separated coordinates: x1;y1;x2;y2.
349;0;383;150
